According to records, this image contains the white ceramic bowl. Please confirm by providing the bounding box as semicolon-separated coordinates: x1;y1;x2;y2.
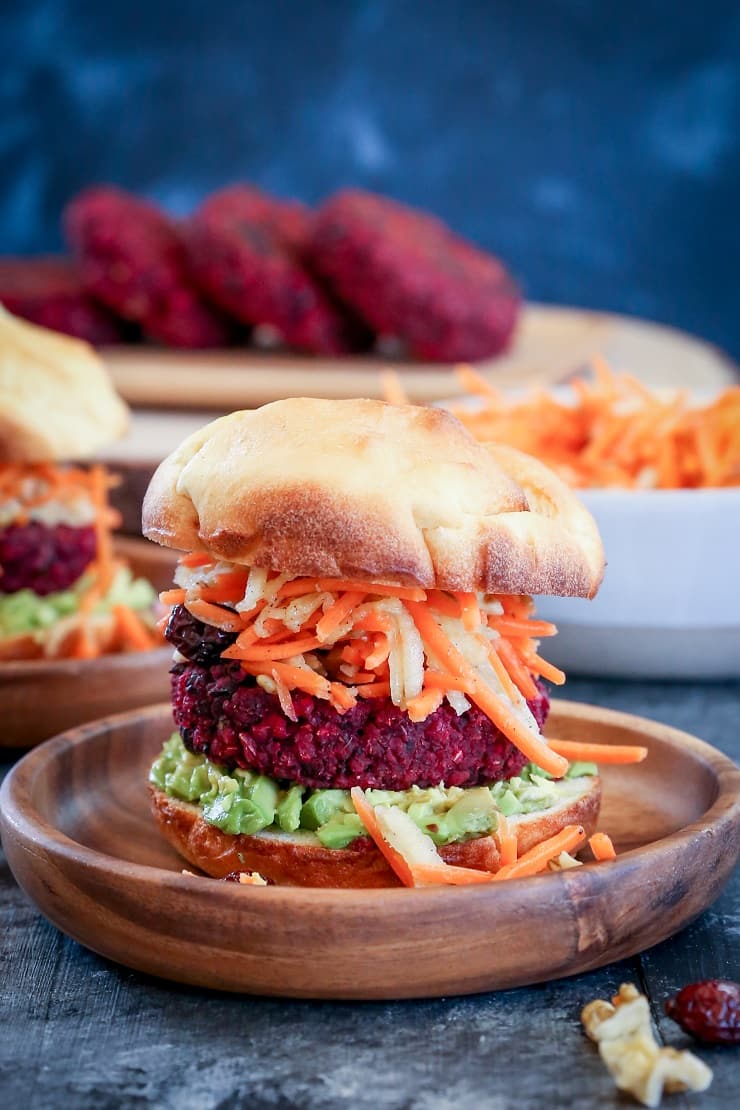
536;487;740;679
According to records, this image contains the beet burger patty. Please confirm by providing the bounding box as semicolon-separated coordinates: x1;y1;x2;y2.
309;189;521;362
167;605;550;790
144;398;606;888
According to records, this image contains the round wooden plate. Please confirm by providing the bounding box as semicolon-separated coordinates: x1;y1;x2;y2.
0;538;176;748
1;701;738;999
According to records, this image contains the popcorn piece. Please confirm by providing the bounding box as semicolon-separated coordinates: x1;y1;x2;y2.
581;983;713;1107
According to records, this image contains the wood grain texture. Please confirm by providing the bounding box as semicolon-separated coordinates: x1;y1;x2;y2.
0;537;176;748
1;699;737;1000
102;304;737;411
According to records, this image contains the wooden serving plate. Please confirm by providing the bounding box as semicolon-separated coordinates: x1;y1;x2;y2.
0;537;177;749
1;700;737;998
103;304;737;411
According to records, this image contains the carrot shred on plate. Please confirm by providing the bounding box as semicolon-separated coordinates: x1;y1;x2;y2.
350;788;494;887
493;825;586;881
547;739;648;764
350;788;416;887
495;813;518;867
589;832;617;861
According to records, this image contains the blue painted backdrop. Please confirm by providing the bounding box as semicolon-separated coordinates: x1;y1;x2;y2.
2;0;738;355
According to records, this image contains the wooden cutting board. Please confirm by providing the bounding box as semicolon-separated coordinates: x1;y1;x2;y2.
104;304;737;411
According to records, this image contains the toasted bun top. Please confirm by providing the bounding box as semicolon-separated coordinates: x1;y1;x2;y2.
142;398;604;597
0;306;129;462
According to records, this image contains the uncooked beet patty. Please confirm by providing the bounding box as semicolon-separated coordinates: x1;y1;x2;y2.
309;189;521;362
64;186;237;348
171;657;549;791
0;521;96;595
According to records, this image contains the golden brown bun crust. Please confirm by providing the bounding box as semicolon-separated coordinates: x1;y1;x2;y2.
0;306;129;462
142;398;604;597
150;777;602;888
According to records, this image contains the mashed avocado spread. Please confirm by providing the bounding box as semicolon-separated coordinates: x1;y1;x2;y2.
150;734;597;849
0;565;156;641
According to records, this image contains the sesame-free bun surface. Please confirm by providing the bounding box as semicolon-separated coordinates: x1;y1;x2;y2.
143;398;604;597
0;306;129;462
150;775;601;888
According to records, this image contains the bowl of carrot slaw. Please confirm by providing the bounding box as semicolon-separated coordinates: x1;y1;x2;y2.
438;361;740;679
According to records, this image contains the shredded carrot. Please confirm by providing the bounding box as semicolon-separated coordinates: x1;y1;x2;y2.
277;578;426;602
498;595;534;620
329;682;357;711
589;832;617;861
446;360;740;490
525;652;566;686
408;862;496;886
196;570;249;603
349;788;494;887
495;813;518;867
458;592;481;631
242;661;330;698
493;825;586;881
405;602;568;777
422;669;470;693
160;588;187;606
489;617;557;638
356;681;392;698
112;604;154;651
547;739;648;764
364;634;391;670
485;640;525;705
493;638;539;701
88;464;115;594
426;590;462;619
350;787;416;886
316;591;366;641
455;363;500;398
223;635;323;662
185;599;245;633
406;688;444;722
178;552;214;568
379;369;410;406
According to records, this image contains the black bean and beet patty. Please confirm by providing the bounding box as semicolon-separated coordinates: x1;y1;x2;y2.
166;605;549;791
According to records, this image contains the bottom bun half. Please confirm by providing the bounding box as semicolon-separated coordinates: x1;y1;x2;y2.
150;776;602;888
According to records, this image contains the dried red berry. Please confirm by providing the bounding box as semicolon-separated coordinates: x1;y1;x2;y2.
665;979;740;1044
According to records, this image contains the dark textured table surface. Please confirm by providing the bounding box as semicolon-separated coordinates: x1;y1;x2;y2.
1;678;738;1109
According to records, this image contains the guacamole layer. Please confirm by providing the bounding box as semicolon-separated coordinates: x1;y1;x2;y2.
0;565;157;642
150;733;597;850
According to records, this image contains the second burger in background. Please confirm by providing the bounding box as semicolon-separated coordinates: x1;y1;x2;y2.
0;305;161;660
